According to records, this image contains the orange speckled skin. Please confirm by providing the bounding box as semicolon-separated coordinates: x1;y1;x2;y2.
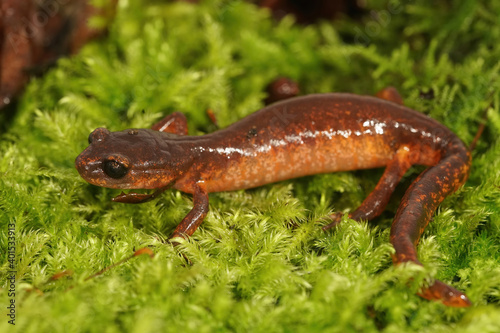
75;92;471;307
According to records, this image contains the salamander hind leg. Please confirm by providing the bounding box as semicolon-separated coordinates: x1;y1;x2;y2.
323;146;414;230
152;112;189;135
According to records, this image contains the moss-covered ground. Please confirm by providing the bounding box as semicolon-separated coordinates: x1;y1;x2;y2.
1;0;500;332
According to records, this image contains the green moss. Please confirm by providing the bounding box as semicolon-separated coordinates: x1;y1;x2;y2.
1;0;500;332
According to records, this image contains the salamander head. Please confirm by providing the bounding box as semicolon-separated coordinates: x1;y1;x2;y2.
75;127;193;189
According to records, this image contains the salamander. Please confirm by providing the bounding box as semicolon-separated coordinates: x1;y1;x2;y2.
75;88;472;307
264;77;300;104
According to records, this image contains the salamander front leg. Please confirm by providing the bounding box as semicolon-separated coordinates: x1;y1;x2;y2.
376;86;404;105
170;182;209;240
151;112;189;135
323;146;413;230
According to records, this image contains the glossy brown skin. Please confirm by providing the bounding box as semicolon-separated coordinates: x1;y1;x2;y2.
75;92;471;307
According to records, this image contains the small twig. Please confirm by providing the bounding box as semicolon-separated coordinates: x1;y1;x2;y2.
469;94;494;151
84;247;154;281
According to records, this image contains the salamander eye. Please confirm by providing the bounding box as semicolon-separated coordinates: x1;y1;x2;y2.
103;159;129;179
88;128;110;145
